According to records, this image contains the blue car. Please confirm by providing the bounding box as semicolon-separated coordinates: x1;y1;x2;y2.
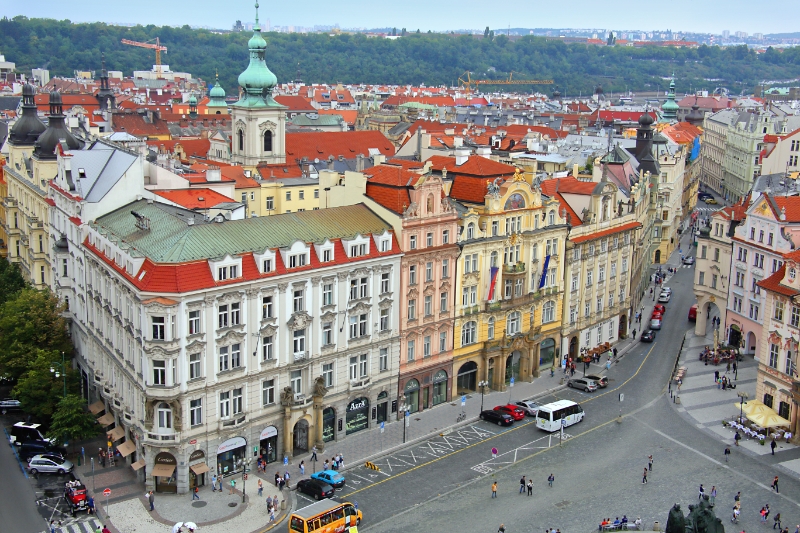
310;470;345;488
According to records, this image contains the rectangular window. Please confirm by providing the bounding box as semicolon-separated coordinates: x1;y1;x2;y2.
266;196;274;210
293;329;306;354
769;343;779;369
219;346;229;372
380;308;389;331
293;289;304;312
314;189;319;199
349;356;358;380
699;272;705;285
610;262;617;278
263;258;272;273
439;331;447;352
289;254;307;268
599;265;606;282
189;353;201;379
426;233;433;247
152;360;166;385
585;301;590;317
774;301;785;321
424;295;433;316
515;278;523;296
262;335;273;361
190;398;202;426
230;302;240;325
152;316;165;340
442;259;449;278
299;190;305;200
426;262;433;282
408;299;416;320
409;265;417;285
440;292;448;312
188;310;200;335
379;347;388;371
714;248;720;262
322;363;334;387
322;249;332;262
232;387;243;414
409;235;417;250
262;296;273;319
571;275;578;292
791;306;800;328
349;243;367;257
596;297;603;313
323;284;333;306
322;322;333;346
381;272;390;293
443;230;450;244
407;340;415;362
218;305;229;328
230;343;241;368
286;191;292;201
358;353;368;376
291;370;302;394
219;391;230;418
262;379;275;405
711;274;718;289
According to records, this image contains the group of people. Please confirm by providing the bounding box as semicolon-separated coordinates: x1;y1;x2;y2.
323;452;345;471
713;370;736;390
274;471;290;490
598;516;642;531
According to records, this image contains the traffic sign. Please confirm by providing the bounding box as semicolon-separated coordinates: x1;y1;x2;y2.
380;421;385;434
103;488;111;496
510;377;515;387
284;456;289;466
619;393;624;402
461;395;466;407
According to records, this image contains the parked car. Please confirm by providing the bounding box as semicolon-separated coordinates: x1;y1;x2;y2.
660;287;672;296
651;310;663;320
704;197;718;204
567;377;598;392
493;404;526;421
683;256;695;265
19;441;67;463
10;422;51;446
0;398;21;413
296;478;335;500
698;192;713;201
64;480;89;516
585;374;608;388
310;470;345;488
650;317;662;330
514;400;540;416
688;304;698;322
658;292;671;303
479;410;514;426
28;455;74;475
640;330;657;342
653;304;666;315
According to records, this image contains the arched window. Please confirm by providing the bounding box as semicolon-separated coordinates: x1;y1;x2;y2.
466;223;475;240
548;210;555;226
237;129;244;151
543;300;556;323
487;317;495;339
507;311;521;335
461;321;477;346
490;251;499;267
263;130;273;152
157;402;172;430
427;194;434;214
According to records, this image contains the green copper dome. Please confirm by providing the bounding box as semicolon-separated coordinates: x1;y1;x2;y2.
188;94;198;105
235;2;280;107
660;78;679;122
210;81;225;99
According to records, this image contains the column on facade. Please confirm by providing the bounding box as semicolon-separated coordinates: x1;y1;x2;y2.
282;405;293;460
530;342;541;379
313;394;325;451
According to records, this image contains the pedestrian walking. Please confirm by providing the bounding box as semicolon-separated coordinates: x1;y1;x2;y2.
266;495;273;510
311;445;318;462
642;468;648;484
148;490;155;511
519;476;526;494
491;481;497;498
99;449;106;468
724;446;731;462
300;460;305;475
632;329;637;340
771;438;777;455
734;431;741;446
527;479;533;496
548;474;554;487
731;504;740;523
774;513;782;530
698;484;705;500
192;486;200;500
772;475;779;493
734;492;740;505
498;525;506;533
258;479;263;497
761;507;768;523
217;476;223;492
714;370;720;383
230;478;236;495
648;455;653;471
613;347;618;358
212;474;218;492
269;506;276;522
765;504;771;522
710;486;717;506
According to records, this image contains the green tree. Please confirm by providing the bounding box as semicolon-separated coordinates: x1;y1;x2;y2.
484;26;490;38
0;288;72;382
0;261;28;305
12;349;74;421
48;394;100;449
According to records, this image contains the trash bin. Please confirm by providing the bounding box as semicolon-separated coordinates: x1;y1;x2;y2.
653;521;659;531
281;499;287;510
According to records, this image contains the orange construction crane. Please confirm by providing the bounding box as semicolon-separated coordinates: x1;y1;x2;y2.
458;71;553;97
121;38;168;77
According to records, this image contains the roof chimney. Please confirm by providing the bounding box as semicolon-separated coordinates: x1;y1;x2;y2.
207;165;221;182
455;149;469;166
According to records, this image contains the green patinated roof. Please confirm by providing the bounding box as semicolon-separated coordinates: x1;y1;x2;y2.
289;114;343;126
399;102;438;110
93;201;392;262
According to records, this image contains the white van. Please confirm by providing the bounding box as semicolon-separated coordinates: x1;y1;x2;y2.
535;400;584;432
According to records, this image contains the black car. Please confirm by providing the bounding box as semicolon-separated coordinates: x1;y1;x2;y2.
296;478;335;500
19;441;67;463
698;192;713;201
479;410;514;426
640;330;656;342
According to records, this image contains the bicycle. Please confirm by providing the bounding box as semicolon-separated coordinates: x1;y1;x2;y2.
456;411;467;423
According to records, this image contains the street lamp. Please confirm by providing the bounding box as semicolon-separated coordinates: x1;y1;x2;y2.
737;391;749;422
399;394;408;443
241;458;250;503
50;351;67;398
478;380;489;412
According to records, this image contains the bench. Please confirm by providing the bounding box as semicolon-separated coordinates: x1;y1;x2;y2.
601;523;634;531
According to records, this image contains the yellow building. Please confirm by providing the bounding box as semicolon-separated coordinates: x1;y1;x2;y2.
4;87;82;288
252;164;322;215
452;172;567;395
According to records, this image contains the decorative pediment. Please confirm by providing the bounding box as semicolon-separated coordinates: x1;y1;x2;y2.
148;343;181;358
219;291;242;304
287;311;312;331
217;329;247;345
378;297;393;310
378;264;392;273
352;268;370;278
258;324;277;337
349;301;371;315
260;286;277;297
407;287;419;299
234;119;247;132
423;284;435;295
464;272;480;284
439;280;451;292
259;120;278;132
186;300;204;310
320;310;337;322
186;338;206;352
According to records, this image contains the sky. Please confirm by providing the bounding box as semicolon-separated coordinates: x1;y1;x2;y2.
7;0;800;35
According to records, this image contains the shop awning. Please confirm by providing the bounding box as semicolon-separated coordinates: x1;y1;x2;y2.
190;463;210;475
107;426;125;441
151;463;176;477
117;440;136;457
88;401;105;415
96;413;115;426
131;459;146;471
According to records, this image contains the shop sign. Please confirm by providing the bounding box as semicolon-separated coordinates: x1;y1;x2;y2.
260;426;278;440
189;449;205;461
155;452;177;465
347;398;367;412
216;436;246;455
189;439;197;445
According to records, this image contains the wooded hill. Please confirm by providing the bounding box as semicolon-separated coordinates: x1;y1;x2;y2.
3;16;799;97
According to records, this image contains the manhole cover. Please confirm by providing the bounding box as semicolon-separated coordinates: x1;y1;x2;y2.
554;500;571;509
228;502;238;507
192;501;207;508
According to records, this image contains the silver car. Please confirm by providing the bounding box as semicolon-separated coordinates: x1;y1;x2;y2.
658;293;671;303
515;400;540;416
650;317;662;330
28;454;74;475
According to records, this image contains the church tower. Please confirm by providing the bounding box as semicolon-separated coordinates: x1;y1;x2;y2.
96;53;116;111
230;2;287;168
660;77;679;123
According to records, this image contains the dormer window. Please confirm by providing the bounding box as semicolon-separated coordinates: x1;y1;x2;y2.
263;259;272;273
466;223;475;239
380;239;390;252
322;249;333;262
350;243;367;257
289;254;307;268
548;211;555;226
218;265;238;281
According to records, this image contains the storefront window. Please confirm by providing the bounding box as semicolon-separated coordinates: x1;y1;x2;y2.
259;426;278;464
540;338;556;367
345;397;369;435
216;436;247;476
153;452;177;493
376;392;388;424
432;370;448;406
323;408;336;442
404;379;420;413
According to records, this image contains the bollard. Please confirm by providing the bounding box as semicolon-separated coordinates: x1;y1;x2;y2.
653;521;660;532
675;396;681;405
281;499;287;510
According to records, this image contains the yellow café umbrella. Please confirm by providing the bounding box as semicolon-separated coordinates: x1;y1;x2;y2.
745;409;791;429
732;400;770;416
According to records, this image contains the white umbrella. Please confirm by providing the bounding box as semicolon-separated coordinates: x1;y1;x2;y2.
172;523;184;533
183;522;198;532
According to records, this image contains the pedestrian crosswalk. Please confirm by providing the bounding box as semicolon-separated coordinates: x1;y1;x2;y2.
41;517;101;533
694;206;722;217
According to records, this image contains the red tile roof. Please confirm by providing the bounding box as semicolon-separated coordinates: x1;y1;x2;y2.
676;96;731;110
274;95;316;111
111;113;171;138
764;194;800;223
153;188;236;209
285;131;395;160
757;264;799;297
385;158;425;170
661;122;703;144
146;138;210;160
366;183;411;214
570;220;642;243
35;94;100;112
593;110;657;123
538;177;598;226
427;155;516;177
364;164;422;187
382;95;456;107
257;163;304;180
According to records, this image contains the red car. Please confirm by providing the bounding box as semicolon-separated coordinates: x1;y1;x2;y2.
653;304;666;315
651;311;663;320
493;404;526;421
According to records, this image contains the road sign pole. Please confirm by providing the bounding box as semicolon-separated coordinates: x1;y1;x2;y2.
103;488;111;517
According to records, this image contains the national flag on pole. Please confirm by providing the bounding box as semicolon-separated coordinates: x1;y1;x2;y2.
487;266;499;301
539;255;551;289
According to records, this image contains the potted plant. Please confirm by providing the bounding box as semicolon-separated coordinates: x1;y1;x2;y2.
759;438;766;445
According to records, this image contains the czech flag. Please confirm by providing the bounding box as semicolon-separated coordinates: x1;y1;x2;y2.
487;266;499;301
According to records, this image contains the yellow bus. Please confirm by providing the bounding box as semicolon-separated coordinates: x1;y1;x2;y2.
289;499;362;533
